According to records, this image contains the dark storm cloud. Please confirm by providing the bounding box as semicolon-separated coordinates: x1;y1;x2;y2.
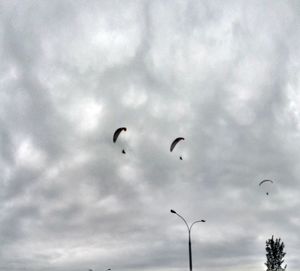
1;1;300;271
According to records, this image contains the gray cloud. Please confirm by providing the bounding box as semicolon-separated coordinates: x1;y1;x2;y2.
1;0;300;271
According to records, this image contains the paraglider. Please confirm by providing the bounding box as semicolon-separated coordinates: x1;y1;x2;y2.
259;179;274;195
113;127;127;154
170;137;185;160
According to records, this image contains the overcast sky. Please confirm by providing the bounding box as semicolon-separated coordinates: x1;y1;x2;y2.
1;1;300;271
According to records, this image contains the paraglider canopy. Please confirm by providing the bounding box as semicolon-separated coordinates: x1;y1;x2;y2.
259;179;273;186
113;127;127;143
170;137;185;152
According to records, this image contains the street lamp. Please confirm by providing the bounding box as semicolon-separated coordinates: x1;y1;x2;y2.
170;209;205;271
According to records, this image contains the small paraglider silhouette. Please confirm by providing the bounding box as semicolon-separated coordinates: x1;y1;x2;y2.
113;127;127;154
259;179;274;195
170;137;185;160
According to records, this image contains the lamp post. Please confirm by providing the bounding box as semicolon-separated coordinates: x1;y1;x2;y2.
170;209;205;271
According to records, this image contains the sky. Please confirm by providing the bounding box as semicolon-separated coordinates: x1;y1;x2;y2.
1;1;300;271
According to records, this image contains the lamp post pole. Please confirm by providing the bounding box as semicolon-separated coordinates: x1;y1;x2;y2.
170;209;206;271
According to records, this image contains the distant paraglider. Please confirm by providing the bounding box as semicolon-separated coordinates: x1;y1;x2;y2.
259;179;274;195
113;127;127;154
170;137;185;160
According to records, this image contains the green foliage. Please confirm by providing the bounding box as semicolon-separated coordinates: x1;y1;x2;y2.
265;235;287;271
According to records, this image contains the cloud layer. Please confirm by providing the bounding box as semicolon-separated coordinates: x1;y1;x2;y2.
1;1;300;270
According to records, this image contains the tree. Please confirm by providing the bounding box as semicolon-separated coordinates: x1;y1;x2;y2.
265;235;287;271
